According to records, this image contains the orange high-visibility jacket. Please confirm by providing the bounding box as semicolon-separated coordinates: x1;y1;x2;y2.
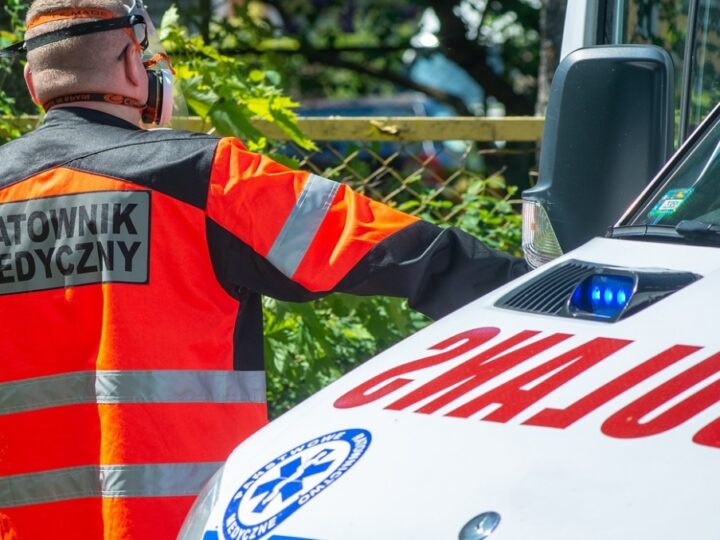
0;108;526;539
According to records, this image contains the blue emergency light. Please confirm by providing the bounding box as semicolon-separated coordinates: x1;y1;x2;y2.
497;260;701;323
570;274;635;319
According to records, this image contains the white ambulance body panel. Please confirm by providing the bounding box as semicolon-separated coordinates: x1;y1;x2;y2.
182;237;720;540
560;0;602;59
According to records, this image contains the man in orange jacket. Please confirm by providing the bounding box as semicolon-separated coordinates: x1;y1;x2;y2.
0;0;527;538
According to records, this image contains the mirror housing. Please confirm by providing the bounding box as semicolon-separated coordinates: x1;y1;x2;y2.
523;45;674;257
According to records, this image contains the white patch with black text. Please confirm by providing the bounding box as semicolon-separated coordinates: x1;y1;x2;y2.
0;190;150;294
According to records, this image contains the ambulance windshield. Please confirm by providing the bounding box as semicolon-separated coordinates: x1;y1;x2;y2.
628;105;720;234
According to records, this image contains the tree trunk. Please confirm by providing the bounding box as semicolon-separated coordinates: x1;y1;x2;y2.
200;0;212;43
536;0;568;115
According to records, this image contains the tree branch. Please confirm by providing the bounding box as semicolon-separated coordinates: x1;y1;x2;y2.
257;0;530;114
303;49;473;115
216;45;438;56
257;0;471;114
428;0;535;114
262;0;299;34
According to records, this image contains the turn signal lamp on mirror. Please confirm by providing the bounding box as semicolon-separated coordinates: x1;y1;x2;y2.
521;200;563;268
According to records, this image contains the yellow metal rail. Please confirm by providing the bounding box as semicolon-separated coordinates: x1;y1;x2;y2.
3;116;544;142
182;116;544;141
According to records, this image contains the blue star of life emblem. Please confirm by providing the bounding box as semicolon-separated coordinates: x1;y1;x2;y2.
251;448;335;513
222;429;372;540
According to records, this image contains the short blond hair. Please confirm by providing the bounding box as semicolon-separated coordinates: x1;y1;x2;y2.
26;0;134;103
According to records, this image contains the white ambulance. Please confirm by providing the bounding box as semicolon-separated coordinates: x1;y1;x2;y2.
180;1;720;538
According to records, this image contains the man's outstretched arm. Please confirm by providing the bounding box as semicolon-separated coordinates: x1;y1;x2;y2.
205;137;528;318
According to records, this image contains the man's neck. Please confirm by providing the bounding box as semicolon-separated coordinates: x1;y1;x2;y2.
54;102;143;127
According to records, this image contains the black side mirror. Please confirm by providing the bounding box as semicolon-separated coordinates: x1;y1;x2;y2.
523;45;674;257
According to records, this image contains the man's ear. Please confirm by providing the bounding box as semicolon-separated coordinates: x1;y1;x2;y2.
23;64;41;106
123;45;145;89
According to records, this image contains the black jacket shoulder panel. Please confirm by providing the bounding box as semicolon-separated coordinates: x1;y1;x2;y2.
0;108;221;209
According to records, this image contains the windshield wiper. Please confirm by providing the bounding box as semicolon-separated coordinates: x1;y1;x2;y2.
609;221;720;246
607;224;681;240
675;220;720;245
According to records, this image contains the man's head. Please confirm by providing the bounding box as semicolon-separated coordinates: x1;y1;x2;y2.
24;0;148;122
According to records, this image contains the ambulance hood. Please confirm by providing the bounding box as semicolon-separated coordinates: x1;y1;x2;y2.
188;237;720;540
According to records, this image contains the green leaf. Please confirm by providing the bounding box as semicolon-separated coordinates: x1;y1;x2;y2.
159;5;180;41
272;351;286;373
269;105;317;151
485;175;507;189
265;70;282;86
386;298;411;335
208;101;265;142
397;200;420;212
249;69;266;83
179;78;218;118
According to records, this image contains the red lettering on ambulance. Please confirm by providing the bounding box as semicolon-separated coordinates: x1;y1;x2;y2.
386;331;571;413
693;417;720;449
333;327;501;409
525;345;701;429
447;337;631;421
602;351;720;439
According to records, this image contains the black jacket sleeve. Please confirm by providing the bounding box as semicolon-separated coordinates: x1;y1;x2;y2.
336;220;528;319
207;218;528;320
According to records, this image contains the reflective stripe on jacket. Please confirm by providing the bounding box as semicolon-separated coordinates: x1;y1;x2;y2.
0;108;526;539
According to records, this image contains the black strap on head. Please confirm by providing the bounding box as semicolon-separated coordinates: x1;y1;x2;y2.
43;92;145;112
0;14;147;58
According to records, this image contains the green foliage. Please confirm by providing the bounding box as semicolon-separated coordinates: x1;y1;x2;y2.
0;0;31;143
160;0;541;113
208;0;419;100
419;174;522;253
159;6;314;152
264;293;428;415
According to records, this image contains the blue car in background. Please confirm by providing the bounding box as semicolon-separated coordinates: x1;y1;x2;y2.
280;93;471;182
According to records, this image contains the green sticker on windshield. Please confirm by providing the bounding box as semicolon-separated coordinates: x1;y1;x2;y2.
648;188;694;220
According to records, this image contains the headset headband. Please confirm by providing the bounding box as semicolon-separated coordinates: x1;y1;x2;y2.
0;2;147;58
27;8;118;30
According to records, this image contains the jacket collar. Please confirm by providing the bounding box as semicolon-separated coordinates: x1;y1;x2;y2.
43;107;141;131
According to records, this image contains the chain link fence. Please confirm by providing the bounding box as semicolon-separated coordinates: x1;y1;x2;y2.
285;138;543;222
189;116;545;224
